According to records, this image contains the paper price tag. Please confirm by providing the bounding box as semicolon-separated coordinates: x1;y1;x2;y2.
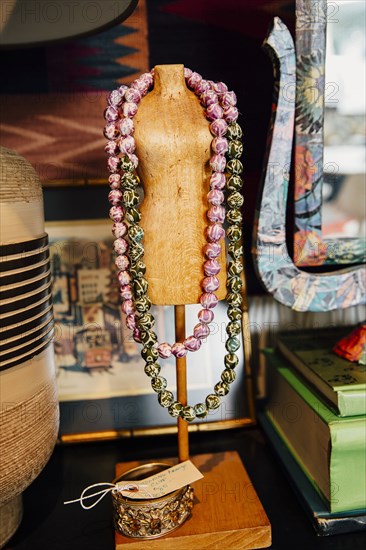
118;460;203;500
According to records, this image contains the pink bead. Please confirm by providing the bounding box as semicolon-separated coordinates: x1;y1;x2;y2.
105;140;119;155
131;78;148;95
207;189;224;205
114;246;130;264
109;205;125;222
118;270;131;286
184;336;202;352
210;119;228;137
158;342;172;359
187;72;202;89
107;89;124;107
109;174;121;189
193;323;210;340
195;79;210;94
115;254;129;270
198;309;214;324
202;276;220;292
120;284;133;300
112;222;128;238
107;156;121;173
171;342;188;358
108;189;122;205
206;103;223;121
223;106;239;122
212;81;228;94
206;223;225;242
104;106;119;122
212;137;228;155
204;259;221;276
123;102;138;117
104;123;119;140
133;328;142;343
184;67;193;79
201;90;218;107
200;293;218;309
125;88;142;103
122;299;134;316
118;118;134;136
207;205;225;223
118;85;128;96
113;238;128;254
127;153;139;169
221;91;237;108
126;313;137;330
204;243;222;259
210;154;226;173
119;136;136;154
210;172;226;190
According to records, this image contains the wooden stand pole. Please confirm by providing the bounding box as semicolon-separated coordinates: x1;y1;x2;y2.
174;305;189;462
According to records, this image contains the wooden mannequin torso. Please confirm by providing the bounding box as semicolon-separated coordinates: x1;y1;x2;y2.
134;64;226;305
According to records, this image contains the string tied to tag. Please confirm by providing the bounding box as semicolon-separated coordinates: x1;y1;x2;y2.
64;482;151;510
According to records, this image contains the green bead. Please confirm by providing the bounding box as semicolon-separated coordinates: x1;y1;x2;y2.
140;330;157;346
141;346;159;363
123;190;140;208
128;225;144;243
226;292;243;308
205;394;221;410
228;241;243;260
227;191;244;209
226;122;243;140
194;403;208;419
129;243;144;262
222;368;236;384
227;159;243;175
226;209;242;225
158;390;174;408
226;336;240;353
144;362;161;377
134;277;148;297
125;207;141;223
130;260;146;279
226;175;243;192
227;275;243;293
228;260;243;277
137;312;155;330
228;140;243;159
168;401;183;418
151;376;167;392
227;307;242;321
134;296;151;313
122;172;140;189
226;225;242;242
225;353;239;369
226;321;241;337
120;156;135;172
181;406;196;422
214;380;229;396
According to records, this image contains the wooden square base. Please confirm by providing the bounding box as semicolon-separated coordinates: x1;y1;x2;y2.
115;451;271;549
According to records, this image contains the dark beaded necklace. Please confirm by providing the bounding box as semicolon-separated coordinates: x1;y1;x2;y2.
105;69;244;422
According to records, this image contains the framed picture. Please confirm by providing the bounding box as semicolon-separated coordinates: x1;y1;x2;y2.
46;219;254;442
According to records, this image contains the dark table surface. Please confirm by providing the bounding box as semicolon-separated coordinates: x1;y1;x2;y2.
5;427;366;550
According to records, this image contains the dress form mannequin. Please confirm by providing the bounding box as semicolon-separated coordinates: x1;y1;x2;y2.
134;65;227;459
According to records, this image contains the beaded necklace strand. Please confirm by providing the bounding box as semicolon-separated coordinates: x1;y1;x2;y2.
104;68;244;422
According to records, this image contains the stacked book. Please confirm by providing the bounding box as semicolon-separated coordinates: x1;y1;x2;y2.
260;326;366;536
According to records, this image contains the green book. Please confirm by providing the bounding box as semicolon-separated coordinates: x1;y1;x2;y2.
264;350;366;513
276;327;366;416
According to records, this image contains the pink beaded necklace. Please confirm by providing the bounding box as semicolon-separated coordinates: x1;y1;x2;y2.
104;68;239;360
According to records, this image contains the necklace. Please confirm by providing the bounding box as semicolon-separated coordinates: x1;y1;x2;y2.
104;68;244;422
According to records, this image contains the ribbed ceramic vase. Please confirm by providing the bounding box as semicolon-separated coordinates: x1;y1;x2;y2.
0;147;59;548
